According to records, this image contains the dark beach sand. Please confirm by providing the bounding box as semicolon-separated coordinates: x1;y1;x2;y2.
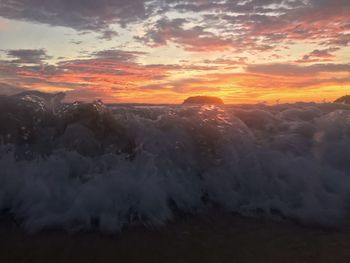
1;211;350;263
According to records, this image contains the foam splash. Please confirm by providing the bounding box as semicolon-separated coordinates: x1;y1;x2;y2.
1;93;350;232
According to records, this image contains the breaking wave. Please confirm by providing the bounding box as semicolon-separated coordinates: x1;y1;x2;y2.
1;92;350;232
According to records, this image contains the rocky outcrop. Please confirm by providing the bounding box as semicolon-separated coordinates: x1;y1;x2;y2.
183;96;224;105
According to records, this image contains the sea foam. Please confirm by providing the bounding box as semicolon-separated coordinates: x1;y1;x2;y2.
0;92;350;231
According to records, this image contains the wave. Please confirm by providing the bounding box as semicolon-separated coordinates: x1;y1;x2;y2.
1;92;350;232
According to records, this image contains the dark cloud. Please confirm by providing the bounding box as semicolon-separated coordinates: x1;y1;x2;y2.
136;17;234;52
167;0;305;13
167;0;350;52
0;82;25;95
6;49;51;64
247;63;350;76
0;0;349;51
297;48;340;63
0;0;153;35
93;49;146;62
140;0;350;52
70;40;83;45
99;29;119;40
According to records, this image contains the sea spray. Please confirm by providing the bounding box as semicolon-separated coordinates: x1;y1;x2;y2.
1;92;350;231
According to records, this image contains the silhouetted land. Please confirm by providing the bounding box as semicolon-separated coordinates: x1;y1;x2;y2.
183;96;224;105
335;95;350;104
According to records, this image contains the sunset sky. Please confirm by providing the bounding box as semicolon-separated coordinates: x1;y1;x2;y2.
0;0;349;104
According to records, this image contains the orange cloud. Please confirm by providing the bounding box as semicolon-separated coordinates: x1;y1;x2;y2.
1;48;350;104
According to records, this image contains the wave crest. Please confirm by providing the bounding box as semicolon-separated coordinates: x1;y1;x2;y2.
1;93;350;231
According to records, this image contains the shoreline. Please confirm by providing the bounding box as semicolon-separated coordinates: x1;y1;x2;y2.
1;211;350;263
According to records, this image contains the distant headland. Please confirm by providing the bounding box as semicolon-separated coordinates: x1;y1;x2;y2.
334;95;350;104
183;96;224;105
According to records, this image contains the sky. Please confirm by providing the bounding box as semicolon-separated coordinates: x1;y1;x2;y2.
0;0;349;104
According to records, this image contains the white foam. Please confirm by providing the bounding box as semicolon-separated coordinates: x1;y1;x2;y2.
0;102;350;231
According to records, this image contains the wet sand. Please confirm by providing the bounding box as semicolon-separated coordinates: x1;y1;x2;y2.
1;211;350;263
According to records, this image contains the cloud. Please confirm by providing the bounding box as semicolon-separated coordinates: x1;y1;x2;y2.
0;46;349;103
0;0;349;51
93;49;146;62
5;49;51;64
160;0;350;52
0;82;25;95
0;17;7;30
0;0;152;35
247;63;350;76
136;18;234;52
70;40;83;45
139;77;221;93
0;48;185;101
296;48;340;63
99;29;119;40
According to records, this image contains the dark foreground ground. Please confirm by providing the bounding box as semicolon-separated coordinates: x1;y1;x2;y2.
1;211;350;263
